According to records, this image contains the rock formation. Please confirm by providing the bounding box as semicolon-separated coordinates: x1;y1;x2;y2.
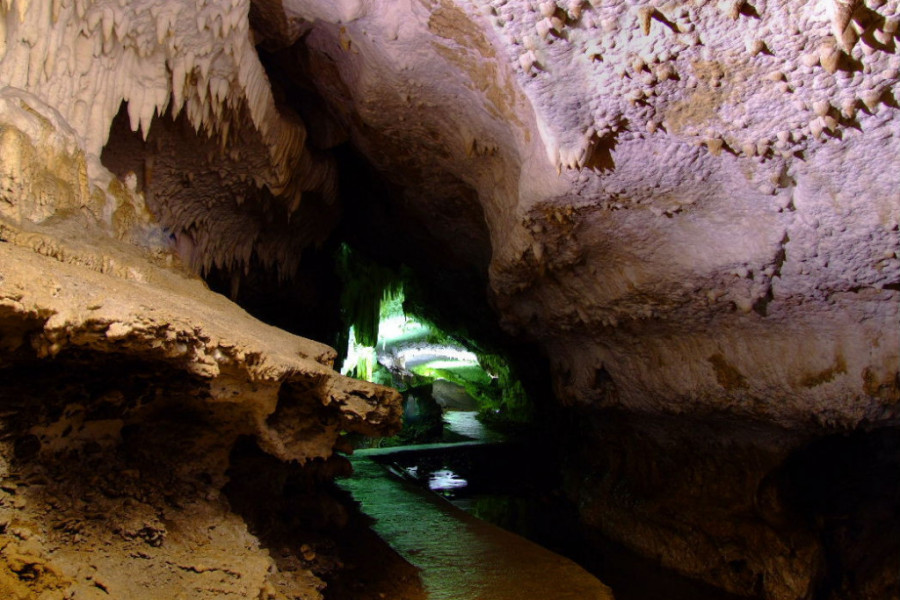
0;0;898;598
0;86;401;598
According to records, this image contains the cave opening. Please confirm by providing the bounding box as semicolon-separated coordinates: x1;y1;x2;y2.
333;242;534;446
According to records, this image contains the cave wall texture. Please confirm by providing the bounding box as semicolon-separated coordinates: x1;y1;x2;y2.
1;0;899;598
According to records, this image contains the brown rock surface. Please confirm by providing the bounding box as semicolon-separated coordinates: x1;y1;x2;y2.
0;89;402;599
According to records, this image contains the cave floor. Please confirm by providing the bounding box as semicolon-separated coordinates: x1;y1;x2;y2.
337;449;613;600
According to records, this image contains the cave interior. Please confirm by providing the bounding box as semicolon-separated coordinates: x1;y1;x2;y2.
0;0;899;599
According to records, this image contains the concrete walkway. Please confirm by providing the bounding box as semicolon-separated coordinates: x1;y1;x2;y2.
338;452;614;600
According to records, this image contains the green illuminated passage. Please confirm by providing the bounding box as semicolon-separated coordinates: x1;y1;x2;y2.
336;246;531;445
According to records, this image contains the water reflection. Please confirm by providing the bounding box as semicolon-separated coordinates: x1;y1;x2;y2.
378;441;747;600
339;455;613;600
428;469;468;495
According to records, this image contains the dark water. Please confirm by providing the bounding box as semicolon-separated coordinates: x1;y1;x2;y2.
341;451;613;600
373;442;745;600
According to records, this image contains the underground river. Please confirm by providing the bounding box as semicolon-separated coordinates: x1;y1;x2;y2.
337;410;748;600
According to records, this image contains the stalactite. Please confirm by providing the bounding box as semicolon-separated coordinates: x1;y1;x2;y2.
0;0;337;279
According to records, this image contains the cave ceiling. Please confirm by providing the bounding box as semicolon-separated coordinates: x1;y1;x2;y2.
0;0;898;429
